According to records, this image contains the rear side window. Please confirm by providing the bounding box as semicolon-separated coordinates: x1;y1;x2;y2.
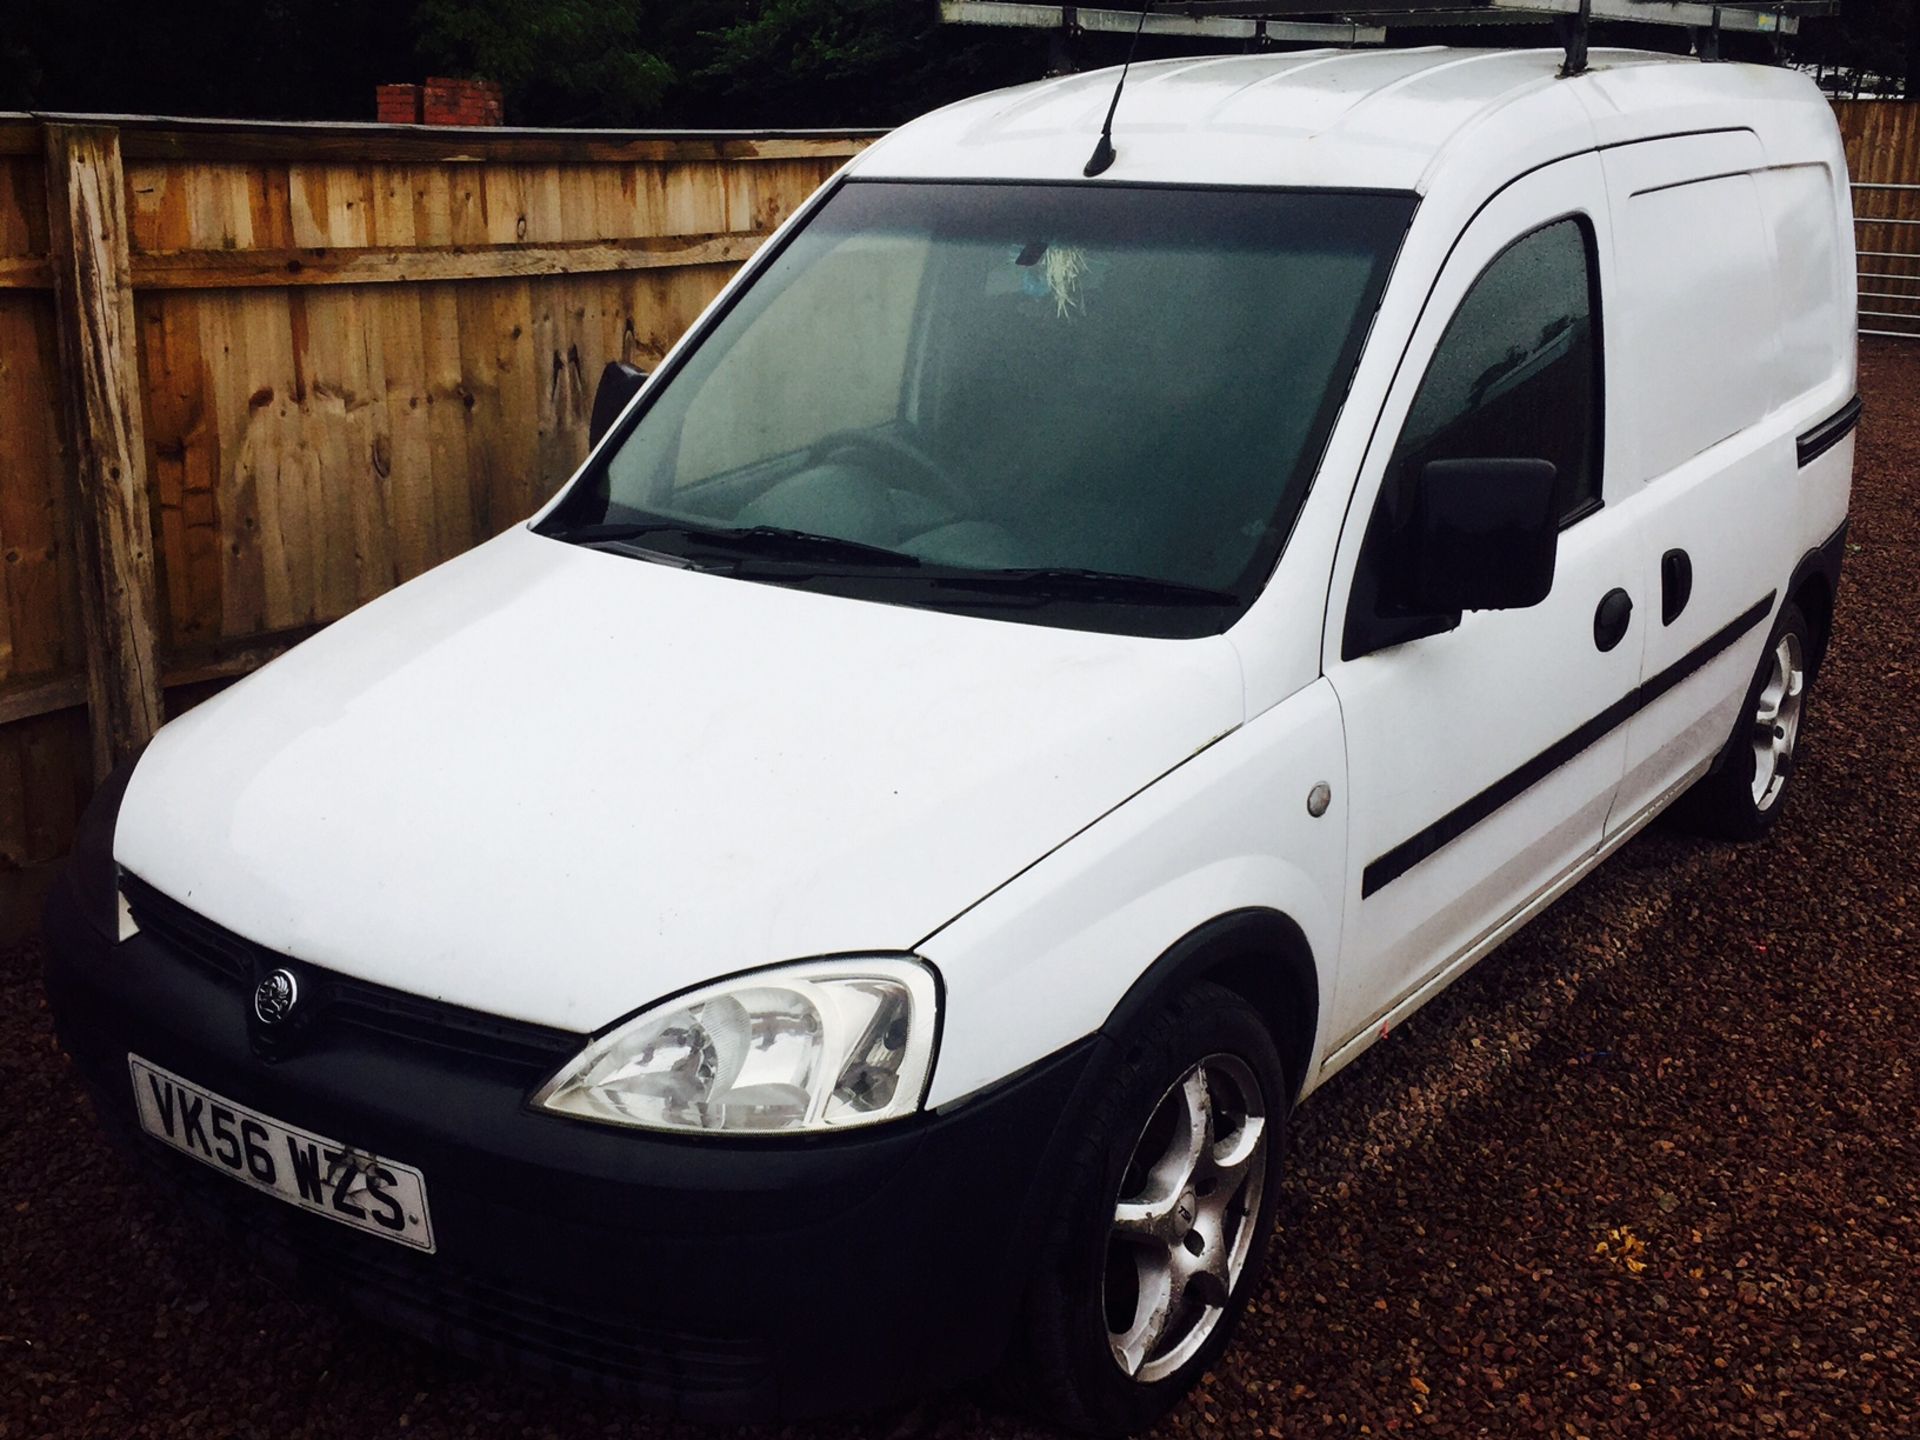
1391;217;1603;525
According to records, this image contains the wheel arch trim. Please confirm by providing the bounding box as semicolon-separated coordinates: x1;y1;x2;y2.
1785;516;1848;678
1098;908;1320;1111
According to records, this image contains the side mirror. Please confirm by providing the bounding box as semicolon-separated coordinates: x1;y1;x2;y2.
589;360;648;448
1406;457;1559;615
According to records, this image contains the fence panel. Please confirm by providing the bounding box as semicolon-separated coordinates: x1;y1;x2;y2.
0;129;91;886
0;116;874;884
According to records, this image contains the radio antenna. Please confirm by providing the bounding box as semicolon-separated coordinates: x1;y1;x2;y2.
1083;2;1156;177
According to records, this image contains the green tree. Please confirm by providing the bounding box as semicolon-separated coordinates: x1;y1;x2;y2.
671;0;1041;129
692;0;943;123
413;0;675;124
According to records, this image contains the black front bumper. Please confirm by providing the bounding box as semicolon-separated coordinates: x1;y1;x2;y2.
42;872;1095;1421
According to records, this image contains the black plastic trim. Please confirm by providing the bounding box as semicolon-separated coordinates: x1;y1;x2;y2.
118;872;586;1081
1098;908;1319;1108
1361;590;1777;898
40;874;1093;1420
847;175;1421;198
1660;548;1693;627
1796;394;1862;468
1784;517;1850;681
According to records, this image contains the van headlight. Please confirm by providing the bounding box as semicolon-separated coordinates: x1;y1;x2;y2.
531;957;939;1135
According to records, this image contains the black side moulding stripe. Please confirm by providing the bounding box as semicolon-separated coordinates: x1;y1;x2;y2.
1796;394;1862;468
1361;591;1777;899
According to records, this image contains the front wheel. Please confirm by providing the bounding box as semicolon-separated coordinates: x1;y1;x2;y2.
1006;982;1286;1436
1673;601;1813;840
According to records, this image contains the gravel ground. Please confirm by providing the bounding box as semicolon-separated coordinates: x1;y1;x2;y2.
5;341;1917;1440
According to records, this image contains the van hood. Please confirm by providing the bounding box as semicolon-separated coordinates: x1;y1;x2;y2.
115;528;1244;1032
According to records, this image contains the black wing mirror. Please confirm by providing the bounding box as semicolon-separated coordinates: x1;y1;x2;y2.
589;361;648;448
1406;457;1560;615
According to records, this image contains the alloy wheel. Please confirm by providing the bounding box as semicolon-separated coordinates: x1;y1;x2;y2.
1750;631;1806;812
1103;1053;1267;1383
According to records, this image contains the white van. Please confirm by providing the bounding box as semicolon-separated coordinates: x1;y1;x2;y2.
46;46;1856;1436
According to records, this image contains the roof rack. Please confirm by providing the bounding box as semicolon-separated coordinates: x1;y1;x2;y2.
942;1;1838;68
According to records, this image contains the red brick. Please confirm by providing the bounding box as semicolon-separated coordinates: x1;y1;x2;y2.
419;76;504;127
375;83;422;124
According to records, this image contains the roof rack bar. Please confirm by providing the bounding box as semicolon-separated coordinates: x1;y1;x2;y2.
1178;0;1825;17
946;0;1823;36
937;2;1386;42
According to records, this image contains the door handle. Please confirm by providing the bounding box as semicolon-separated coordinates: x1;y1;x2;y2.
1661;549;1693;626
1593;588;1633;652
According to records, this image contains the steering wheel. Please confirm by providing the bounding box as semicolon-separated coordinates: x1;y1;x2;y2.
807;427;972;516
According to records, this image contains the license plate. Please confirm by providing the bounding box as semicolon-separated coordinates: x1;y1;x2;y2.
129;1055;435;1252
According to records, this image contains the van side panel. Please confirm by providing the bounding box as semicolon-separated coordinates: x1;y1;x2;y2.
1611;139;1780;483
1756;151;1856;643
1756;164;1849;408
1761;134;1858;617
1603;120;1854;834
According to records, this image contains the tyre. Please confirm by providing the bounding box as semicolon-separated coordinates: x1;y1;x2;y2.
1673;600;1813;841
1006;982;1287;1437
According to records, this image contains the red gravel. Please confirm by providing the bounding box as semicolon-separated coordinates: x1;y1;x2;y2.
5;341;1917;1439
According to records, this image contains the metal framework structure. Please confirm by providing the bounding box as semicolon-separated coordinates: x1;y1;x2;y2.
942;0;1838;48
1854;182;1920;340
941;1;1387;42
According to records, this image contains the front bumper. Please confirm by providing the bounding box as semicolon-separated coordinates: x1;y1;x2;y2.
42;871;1094;1421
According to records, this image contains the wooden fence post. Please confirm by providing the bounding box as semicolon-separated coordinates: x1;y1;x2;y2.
42;122;164;780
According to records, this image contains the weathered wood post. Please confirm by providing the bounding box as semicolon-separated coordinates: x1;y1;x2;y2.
42;123;164;780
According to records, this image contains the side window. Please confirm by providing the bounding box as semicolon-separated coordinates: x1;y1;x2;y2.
1344;217;1603;658
1393;217;1603;524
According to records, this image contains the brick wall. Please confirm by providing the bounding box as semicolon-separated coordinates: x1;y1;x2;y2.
374;78;504;126
375;84;422;124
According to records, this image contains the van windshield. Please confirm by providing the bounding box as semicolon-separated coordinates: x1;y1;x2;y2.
541;180;1414;637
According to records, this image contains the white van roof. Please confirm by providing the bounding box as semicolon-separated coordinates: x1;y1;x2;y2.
850;47;1833;196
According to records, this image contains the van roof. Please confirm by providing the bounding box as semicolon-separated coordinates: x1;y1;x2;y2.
850;47;1829;195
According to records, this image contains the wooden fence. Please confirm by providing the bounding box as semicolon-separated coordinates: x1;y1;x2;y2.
0;114;876;903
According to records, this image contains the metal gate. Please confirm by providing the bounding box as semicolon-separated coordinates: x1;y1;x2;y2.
1855;181;1920;340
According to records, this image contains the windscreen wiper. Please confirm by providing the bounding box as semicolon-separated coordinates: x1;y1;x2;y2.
706;526;921;568
545;520;691;543
540;520;713;567
543;520;919;570
930;567;1237;608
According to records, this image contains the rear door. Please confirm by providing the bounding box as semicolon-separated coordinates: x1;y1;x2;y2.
1322;154;1639;1055
1597;134;1800;829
